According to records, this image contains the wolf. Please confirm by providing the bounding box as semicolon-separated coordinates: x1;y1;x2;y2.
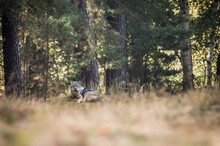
70;81;99;103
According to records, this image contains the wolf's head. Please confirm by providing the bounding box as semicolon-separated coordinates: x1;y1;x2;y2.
70;81;84;99
70;81;83;91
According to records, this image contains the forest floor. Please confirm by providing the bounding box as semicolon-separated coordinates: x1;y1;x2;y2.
0;89;220;146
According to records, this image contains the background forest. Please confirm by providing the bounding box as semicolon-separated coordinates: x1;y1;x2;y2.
0;0;219;98
1;1;220;146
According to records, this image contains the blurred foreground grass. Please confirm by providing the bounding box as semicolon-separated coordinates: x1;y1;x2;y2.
0;89;220;146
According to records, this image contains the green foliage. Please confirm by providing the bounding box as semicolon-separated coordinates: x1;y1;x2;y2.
0;0;219;96
125;0;184;91
0;0;25;14
191;0;220;87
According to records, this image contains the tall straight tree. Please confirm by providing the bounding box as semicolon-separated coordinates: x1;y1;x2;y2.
206;0;218;88
1;1;23;97
79;0;99;89
179;0;194;91
106;0;127;93
117;0;127;86
217;54;220;88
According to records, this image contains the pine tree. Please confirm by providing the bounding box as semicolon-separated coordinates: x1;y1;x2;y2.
105;0;127;93
78;0;99;89
1;0;23;97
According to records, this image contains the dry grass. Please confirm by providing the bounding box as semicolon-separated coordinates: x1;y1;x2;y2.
0;89;220;146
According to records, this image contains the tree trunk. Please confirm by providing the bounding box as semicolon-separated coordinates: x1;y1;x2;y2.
178;0;194;91
207;0;218;88
23;35;31;98
207;27;216;88
105;0;127;92
80;0;99;90
117;1;127;85
216;54;220;88
105;68;118;94
1;11;22;97
90;59;99;88
44;19;49;100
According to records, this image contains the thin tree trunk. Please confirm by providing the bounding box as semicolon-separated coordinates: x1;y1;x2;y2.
44;20;49;100
178;0;194;91
1;10;22;97
207;27;216;88
216;54;220;88
23;35;30;98
117;1;127;85
23;59;27;98
207;0;218;88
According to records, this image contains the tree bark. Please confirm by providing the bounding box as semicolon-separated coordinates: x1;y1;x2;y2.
105;0;127;92
90;59;99;88
216;54;220;88
207;0;218;88
105;68;118;94
207;27;216;88
44;16;49;100
1;10;22;97
80;0;99;90
23;35;31;98
117;1;127;85
178;0;194;91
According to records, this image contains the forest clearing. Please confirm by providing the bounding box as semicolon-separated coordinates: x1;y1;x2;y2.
1;89;220;146
0;0;220;145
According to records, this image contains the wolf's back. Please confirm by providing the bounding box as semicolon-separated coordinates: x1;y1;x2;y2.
84;91;99;102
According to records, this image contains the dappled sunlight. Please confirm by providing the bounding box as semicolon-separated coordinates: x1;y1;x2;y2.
1;0;219;145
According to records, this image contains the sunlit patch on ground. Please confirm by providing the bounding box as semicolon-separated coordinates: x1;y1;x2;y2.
0;89;220;146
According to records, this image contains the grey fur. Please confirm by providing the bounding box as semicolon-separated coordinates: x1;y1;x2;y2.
70;81;99;103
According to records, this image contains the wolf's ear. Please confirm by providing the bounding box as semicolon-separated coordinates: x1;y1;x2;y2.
70;81;75;85
70;81;78;85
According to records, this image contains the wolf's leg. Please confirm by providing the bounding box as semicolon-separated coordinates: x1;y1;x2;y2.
77;94;84;103
77;98;82;103
81;96;87;102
